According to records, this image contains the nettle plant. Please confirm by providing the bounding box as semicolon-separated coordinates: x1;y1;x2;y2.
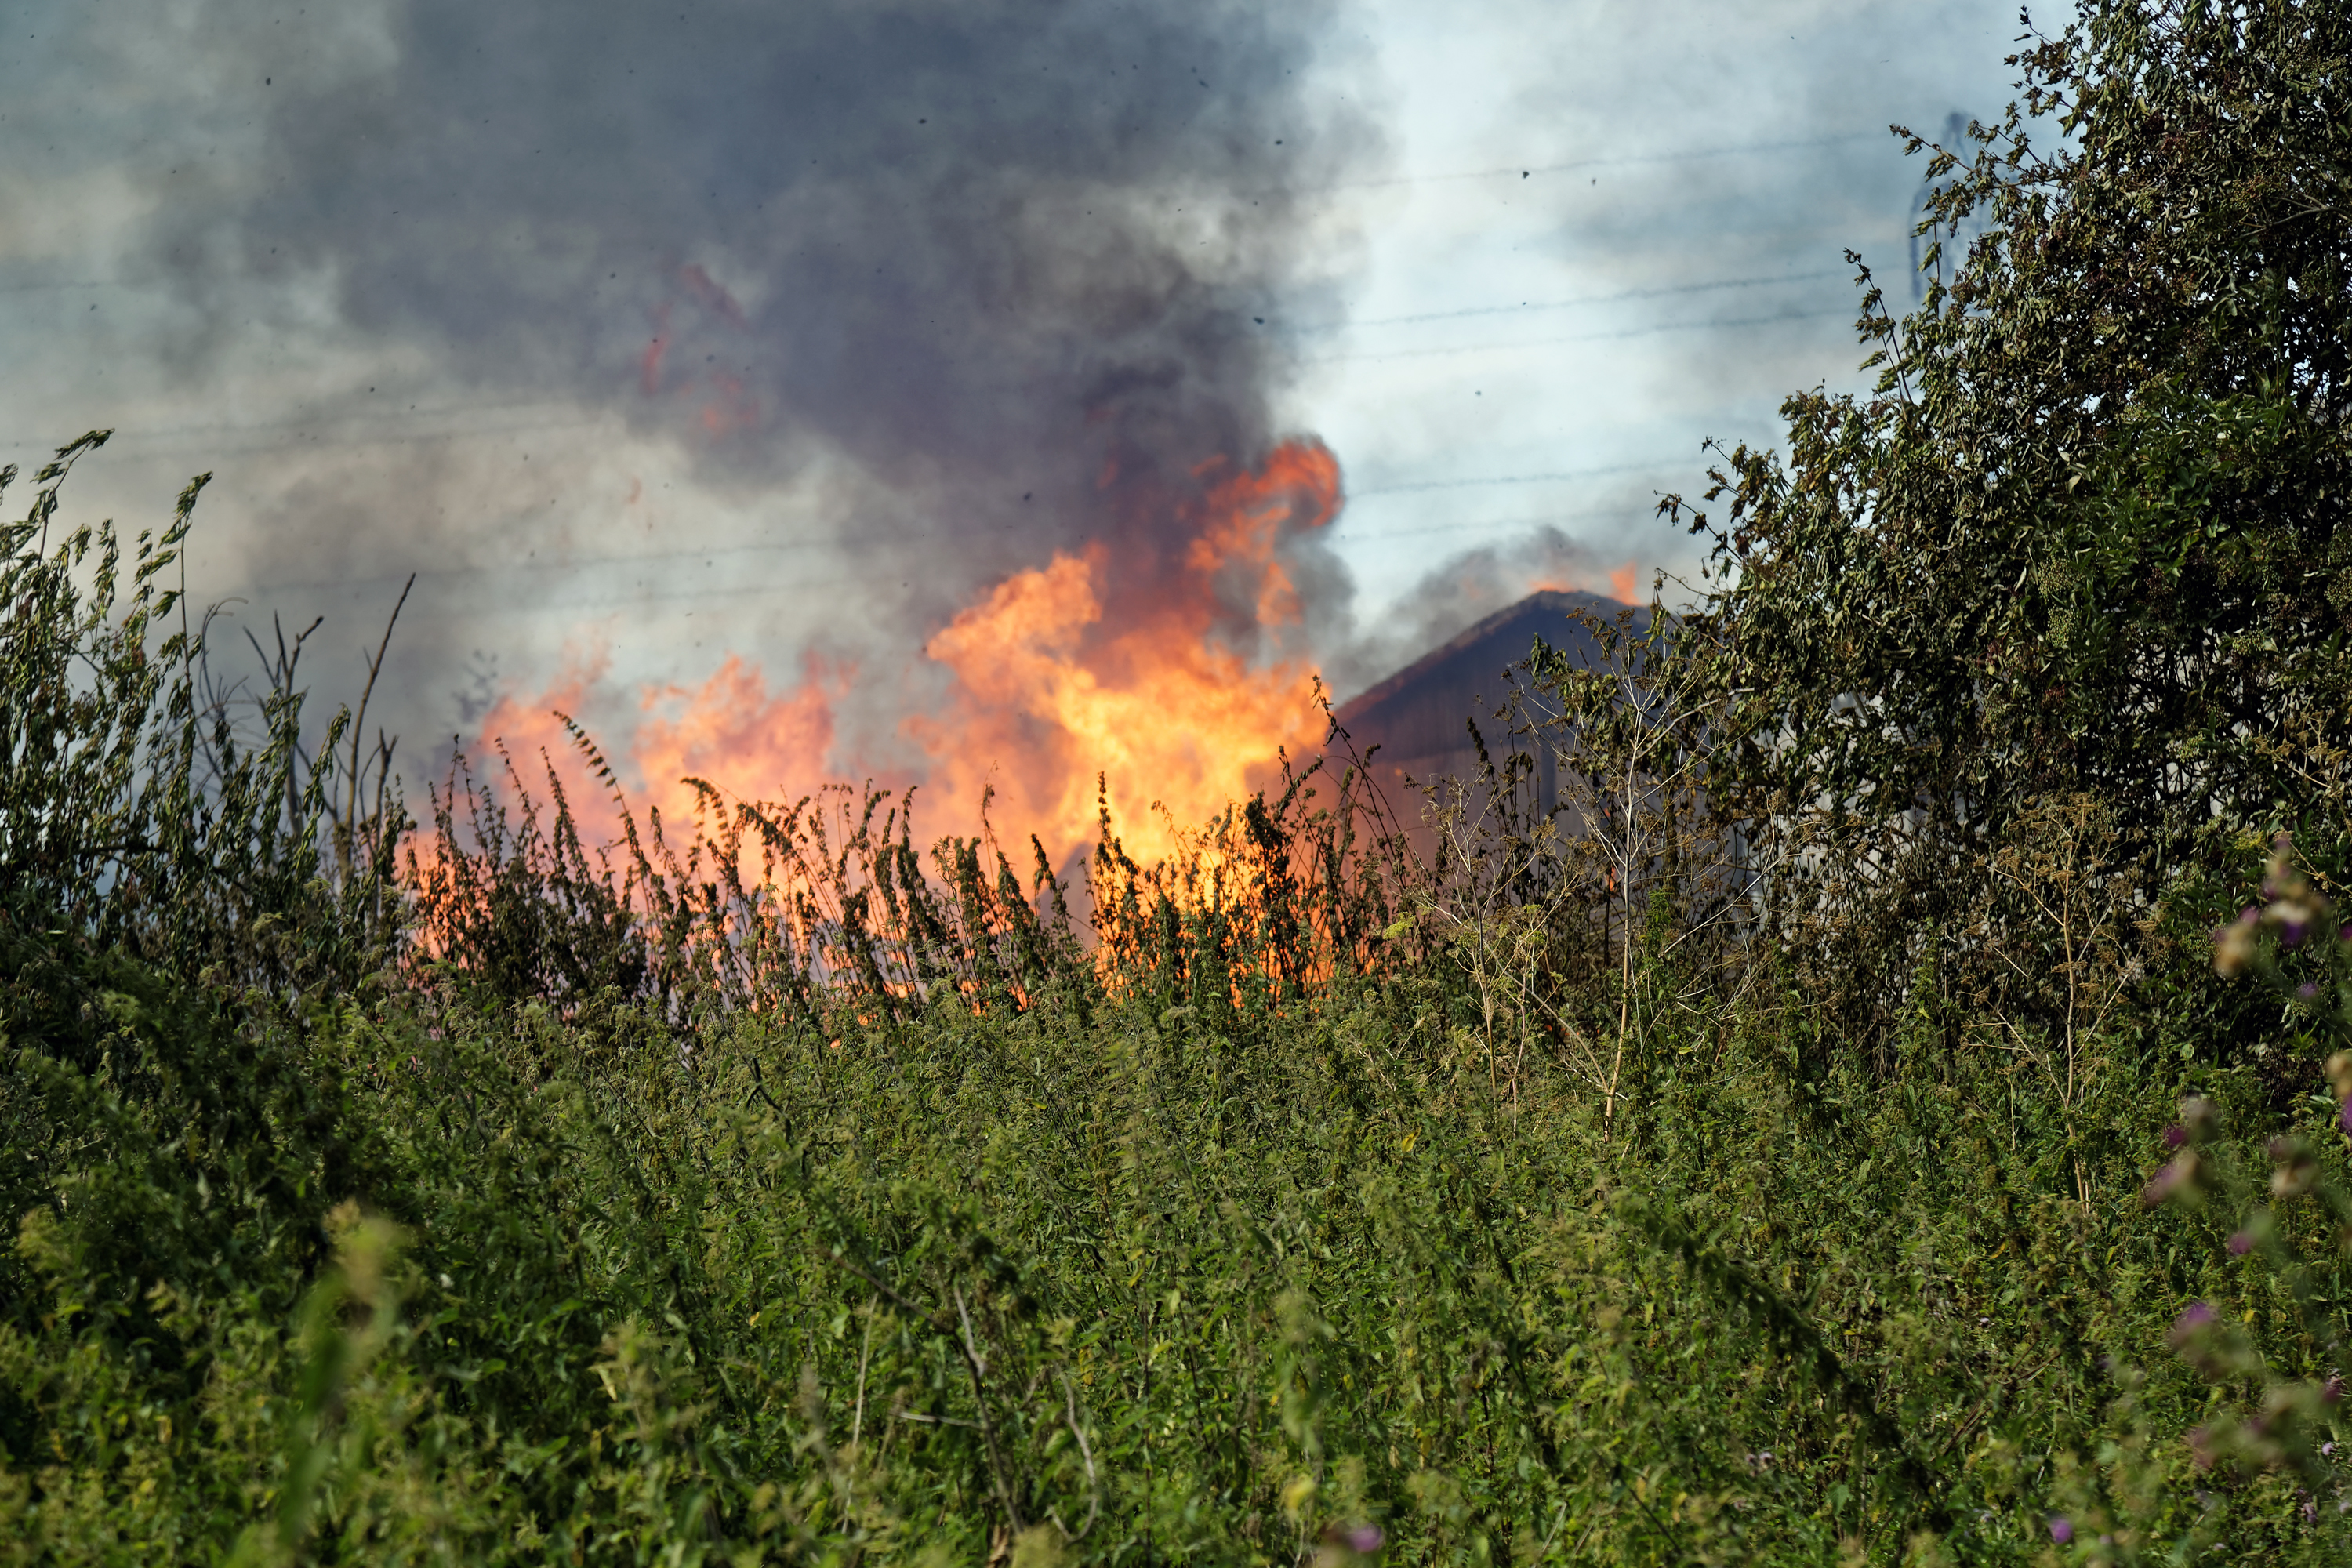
2140;840;2352;1490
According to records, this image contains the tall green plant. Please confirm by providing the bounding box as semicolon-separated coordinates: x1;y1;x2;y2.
0;432;409;1036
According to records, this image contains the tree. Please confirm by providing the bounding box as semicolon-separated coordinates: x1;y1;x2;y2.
1675;0;2352;1045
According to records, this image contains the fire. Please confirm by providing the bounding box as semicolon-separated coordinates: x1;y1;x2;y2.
1528;558;1643;604
634;652;841;829
470;644;618;840
467;439;1341;872
470;645;841;851
910;439;1341;866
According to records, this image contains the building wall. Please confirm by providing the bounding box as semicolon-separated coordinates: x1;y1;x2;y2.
1331;590;1642;846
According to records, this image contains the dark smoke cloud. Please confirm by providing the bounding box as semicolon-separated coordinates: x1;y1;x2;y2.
0;0;1377;785
162;0;1369;597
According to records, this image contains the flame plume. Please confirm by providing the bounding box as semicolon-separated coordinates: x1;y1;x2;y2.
466;439;1341;873
913;438;1341;866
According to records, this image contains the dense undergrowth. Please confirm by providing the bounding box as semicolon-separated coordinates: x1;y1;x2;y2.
11;2;2352;1562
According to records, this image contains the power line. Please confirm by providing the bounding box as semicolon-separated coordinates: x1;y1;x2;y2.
5;297;1865;463
1319;131;1886;194
1305;305;1856;366
1350;458;1685;498
218;461;1697;612
0;128;1909;323
0;402;609;461
1307;267;1849;334
1341;503;1680;544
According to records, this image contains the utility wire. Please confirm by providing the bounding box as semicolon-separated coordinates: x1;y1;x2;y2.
1315;131;1885;194
5;298;1861;460
1303;305;1855;366
1304;267;1849;333
1351;458;1682;497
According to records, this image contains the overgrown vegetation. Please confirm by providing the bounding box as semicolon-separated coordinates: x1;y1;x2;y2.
8;2;2352;1561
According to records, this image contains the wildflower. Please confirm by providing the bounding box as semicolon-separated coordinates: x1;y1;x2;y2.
2298;982;2321;1000
2049;1516;2073;1544
2164;1124;2188;1149
2228;1231;2253;1256
1344;1526;1383;1554
2215;913;2259;976
2170;1301;2217;1347
2145;1150;2199;1206
2326;1377;2345;1407
2328;1053;2352;1102
2270;1137;2317;1197
2181;1096;2217;1138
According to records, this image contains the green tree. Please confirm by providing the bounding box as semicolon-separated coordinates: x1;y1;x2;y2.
1679;0;2352;1044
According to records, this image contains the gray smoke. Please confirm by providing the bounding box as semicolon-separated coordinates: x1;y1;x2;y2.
12;0;1375;778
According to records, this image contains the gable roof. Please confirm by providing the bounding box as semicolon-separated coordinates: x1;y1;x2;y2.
1334;590;1641;770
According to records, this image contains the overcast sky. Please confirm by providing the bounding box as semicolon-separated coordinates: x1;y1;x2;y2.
1;0;2027;811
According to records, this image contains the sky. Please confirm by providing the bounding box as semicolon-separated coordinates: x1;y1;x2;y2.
0;0;2029;851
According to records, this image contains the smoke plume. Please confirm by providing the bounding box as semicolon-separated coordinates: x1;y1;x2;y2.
38;0;1380;852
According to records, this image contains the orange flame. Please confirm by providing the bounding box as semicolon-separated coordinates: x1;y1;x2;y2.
471;644;615;835
1527;557;1644;604
471;440;1341;870
911;439;1341;865
470;645;842;851
635;652;841;825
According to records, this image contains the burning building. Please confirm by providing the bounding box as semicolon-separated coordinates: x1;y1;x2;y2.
1332;588;1641;829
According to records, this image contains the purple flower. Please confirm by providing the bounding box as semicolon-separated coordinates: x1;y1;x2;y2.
2165;1124;2189;1149
2146;1150;2201;1206
2339;1097;2352;1137
2284;924;2309;949
2171;1301;2217;1346
2049;1515;2073;1544
2228;1231;2253;1256
2298;982;2320;1000
1343;1526;1383;1554
2326;1375;2345;1406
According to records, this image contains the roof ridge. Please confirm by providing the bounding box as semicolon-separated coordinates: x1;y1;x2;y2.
1334;589;1633;722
